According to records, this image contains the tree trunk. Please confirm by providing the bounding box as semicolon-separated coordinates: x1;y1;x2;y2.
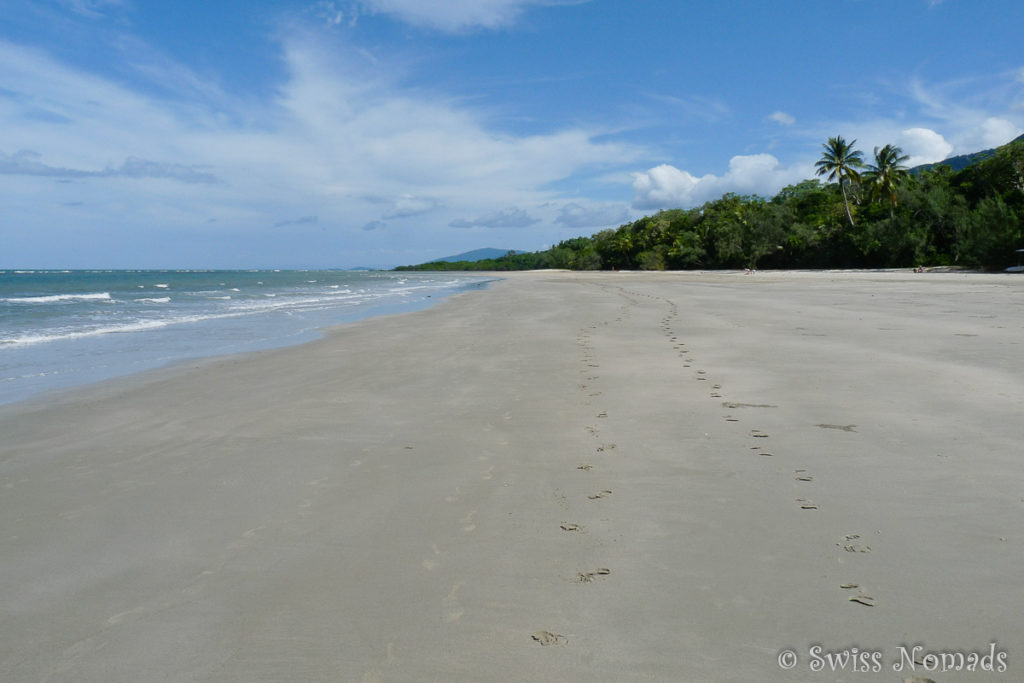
840;178;856;227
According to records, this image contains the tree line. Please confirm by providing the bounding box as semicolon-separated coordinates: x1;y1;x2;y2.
396;135;1024;272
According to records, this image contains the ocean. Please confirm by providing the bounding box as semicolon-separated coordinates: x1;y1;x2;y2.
0;269;495;406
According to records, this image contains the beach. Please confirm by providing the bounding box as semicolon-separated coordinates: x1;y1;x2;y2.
2;270;1022;682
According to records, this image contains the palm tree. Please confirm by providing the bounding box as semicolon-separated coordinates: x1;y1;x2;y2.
815;136;865;227
863;144;910;218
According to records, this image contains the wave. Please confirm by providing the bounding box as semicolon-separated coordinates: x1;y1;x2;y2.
0;277;474;348
3;292;112;304
1;319;173;346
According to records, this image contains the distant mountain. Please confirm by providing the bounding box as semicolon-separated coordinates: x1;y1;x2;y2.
912;133;1024;174
433;248;525;263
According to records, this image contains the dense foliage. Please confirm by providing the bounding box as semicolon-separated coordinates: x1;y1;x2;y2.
396;136;1024;272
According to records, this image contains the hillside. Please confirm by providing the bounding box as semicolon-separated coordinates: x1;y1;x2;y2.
913;133;1024;173
397;134;1023;272
434;248;524;263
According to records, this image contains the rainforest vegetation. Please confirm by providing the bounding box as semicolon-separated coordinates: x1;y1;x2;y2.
397;135;1024;272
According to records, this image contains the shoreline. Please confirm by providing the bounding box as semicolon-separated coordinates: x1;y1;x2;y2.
2;270;1022;681
0;272;498;409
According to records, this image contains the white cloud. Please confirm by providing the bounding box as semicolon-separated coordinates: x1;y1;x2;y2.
962;117;1022;150
768;111;795;126
897;127;954;165
906;75;1024;155
449;207;540;228
0;149;221;184
632;165;703;210
632;154;809;209
312;1;351;27
381;194;442;219
0;36;642;266
355;0;586;31
555;202;630;229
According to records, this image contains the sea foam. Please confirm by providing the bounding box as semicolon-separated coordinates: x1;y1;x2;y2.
3;292;112;304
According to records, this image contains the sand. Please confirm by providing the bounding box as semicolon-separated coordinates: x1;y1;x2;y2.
2;270;1022;682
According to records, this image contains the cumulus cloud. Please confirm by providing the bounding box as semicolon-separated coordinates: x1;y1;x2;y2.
355;0;586;31
897;128;954;165
632;154;809;210
768;111;795;126
555;202;630;229
449;207;540;228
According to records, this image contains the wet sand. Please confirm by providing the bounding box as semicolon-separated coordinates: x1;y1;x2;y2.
2;270;1023;681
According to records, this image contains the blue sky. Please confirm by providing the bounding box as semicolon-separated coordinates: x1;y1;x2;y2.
2;0;1022;268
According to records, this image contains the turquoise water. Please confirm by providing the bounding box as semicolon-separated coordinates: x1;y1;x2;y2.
0;270;494;405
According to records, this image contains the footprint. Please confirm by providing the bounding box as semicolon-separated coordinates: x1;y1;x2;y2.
795;475;813;482
725;416;739;422
816;423;857;432
840;534;871;553
839;582;859;589
560;523;583;532
531;631;567;646
796;499;818;510
596;443;616;452
596;411;608;418
849;594;876;607
576;568;611;583
587;490;612;499
577;464;593;471
751;430;769;438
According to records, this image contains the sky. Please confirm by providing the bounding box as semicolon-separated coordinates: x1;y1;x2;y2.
2;0;1023;268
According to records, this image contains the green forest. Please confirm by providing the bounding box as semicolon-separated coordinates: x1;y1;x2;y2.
397;135;1024;272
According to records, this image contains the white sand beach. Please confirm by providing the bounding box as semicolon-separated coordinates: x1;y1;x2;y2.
2;270;1022;682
